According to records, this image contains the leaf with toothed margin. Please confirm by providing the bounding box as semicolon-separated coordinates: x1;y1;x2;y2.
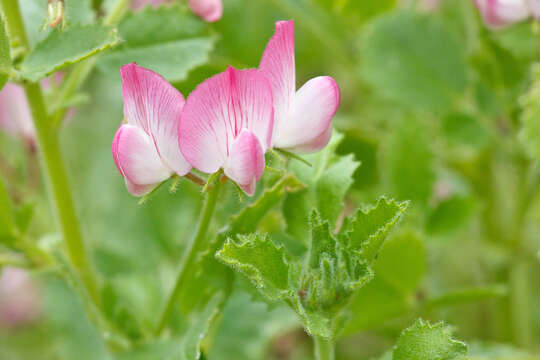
216;234;292;300
392;319;468;360
342;197;409;263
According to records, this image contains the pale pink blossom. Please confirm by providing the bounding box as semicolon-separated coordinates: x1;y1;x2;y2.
0;267;40;328
131;0;222;22
112;63;191;196
188;0;222;22
473;0;540;27
0;83;36;150
259;20;340;153
178;66;273;195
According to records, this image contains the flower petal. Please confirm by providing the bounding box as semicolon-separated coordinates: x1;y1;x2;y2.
273;76;340;153
0;83;36;145
179;66;273;174
112;124;171;196
120;63;191;176
223;129;265;196
188;0;223;22
473;0;530;27
259;20;296;146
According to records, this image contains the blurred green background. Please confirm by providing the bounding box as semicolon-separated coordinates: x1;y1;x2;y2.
2;0;540;359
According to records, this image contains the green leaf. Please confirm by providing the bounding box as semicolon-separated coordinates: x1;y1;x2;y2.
381;116;435;205
216;234;292;300
468;342;540;360
361;12;467;113
284;132;360;239
308;210;337;269
0;15;11;90
425;285;507;310
98;5;215;82
442;113;491;150
426;195;476;235
520;64;540;162
19;24;119;82
344;197;409;262
392;319;468;360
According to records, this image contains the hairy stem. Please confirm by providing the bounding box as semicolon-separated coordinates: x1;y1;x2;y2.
155;180;222;335
1;0;101;306
314;336;335;360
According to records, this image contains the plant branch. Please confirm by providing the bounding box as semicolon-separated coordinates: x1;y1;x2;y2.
155;179;222;335
314;336;335;360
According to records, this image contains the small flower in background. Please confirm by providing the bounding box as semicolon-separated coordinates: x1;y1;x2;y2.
259;20;340;154
188;0;222;22
131;0;223;22
0;267;41;328
0;83;36;151
473;0;537;28
112;63;192;196
178;66;273;195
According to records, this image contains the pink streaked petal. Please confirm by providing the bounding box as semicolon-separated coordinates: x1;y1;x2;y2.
120;63;190;176
273;76;340;153
223;129;265;196
188;0;223;22
124;179;158;197
473;0;530;27
112;124;171;195
259;20;295;146
179;66;273;173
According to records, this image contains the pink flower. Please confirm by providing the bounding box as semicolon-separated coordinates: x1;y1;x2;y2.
0;267;40;328
131;0;223;22
473;0;533;27
188;0;223;22
259;20;340;153
178;66;273;195
0;83;36;150
112;63;191;196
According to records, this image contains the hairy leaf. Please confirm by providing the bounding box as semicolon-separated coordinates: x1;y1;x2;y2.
393;319;467;360
217;234;292;300
20;24;119;82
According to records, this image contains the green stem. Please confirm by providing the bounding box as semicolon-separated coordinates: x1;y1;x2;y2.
24;82;101;306
0;0;28;52
0;0;101;306
155;180;222;335
314;336;335;360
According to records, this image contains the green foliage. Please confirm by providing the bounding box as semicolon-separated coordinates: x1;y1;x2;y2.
520;64;540;162
361;11;468;113
19;24;119;82
381;116;435;206
218;196;407;339
0;15;10;90
0;177;16;242
283;133;359;240
342;230;425;334
392;319;468;360
98;5;215;82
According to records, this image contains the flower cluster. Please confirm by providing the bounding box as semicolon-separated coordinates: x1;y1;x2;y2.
112;20;341;196
473;0;540;27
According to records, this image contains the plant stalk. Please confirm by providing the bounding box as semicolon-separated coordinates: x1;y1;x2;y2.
155;180;222;335
0;0;101;306
314;336;335;360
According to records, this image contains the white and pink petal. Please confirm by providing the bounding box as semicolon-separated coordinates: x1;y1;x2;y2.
273;76;340;153
223;129;265;196
178;66;273;174
259;20;296;143
120;63;190;176
188;0;223;22
112;124;171;196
